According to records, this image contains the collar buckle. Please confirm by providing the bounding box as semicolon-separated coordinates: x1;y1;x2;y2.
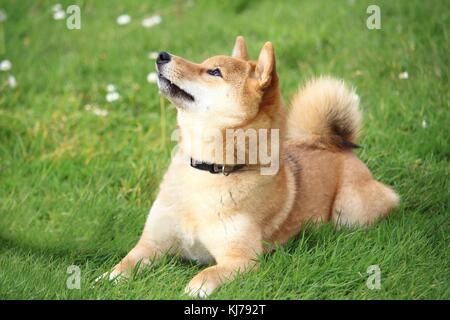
222;165;230;176
190;158;243;176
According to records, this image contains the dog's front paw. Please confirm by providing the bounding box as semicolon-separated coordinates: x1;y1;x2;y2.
184;283;210;299
94;269;128;285
184;273;218;299
184;285;211;299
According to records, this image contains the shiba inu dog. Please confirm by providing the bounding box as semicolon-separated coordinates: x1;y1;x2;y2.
101;36;399;297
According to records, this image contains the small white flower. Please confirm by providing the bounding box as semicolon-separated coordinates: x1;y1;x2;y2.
148;51;159;60
53;9;66;20
141;15;162;28
93;108;108;117
52;4;62;13
147;72;158;83
106;91;120;102
85;104;108;117
398;71;409;80
7;75;17;89
0;9;7;22
106;84;116;93
117;14;131;25
0;59;12;71
421;119;427;129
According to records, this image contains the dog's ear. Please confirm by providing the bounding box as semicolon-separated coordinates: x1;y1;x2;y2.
255;42;275;88
231;36;248;60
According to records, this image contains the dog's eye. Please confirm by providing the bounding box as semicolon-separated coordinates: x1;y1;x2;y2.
207;68;222;77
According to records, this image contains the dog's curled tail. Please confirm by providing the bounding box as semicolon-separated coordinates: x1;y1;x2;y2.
287;76;362;150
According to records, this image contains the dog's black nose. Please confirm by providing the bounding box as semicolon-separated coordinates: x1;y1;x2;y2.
157;51;171;65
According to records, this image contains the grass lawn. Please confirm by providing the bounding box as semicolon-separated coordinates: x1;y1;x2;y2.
0;0;448;299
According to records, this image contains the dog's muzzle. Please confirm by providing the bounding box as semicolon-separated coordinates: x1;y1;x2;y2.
156;52;195;103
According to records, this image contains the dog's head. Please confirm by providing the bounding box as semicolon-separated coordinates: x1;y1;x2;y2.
156;36;279;129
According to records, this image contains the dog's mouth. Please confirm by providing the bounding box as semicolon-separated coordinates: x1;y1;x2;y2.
158;74;195;102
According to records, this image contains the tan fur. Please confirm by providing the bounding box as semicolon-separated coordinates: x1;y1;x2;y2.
101;37;399;297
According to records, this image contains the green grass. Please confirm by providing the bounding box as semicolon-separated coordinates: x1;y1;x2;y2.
0;0;448;299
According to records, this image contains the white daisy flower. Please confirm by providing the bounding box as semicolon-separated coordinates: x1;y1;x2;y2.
7;75;17;89
106;91;120;102
141;15;162;28
117;14;131;25
148;52;159;60
0;9;7;22
0;59;12;71
93;108;108;117
147;72;158;83
85;104;108;117
398;71;409;80
53;9;66;20
421;119;427;129
106;84;116;92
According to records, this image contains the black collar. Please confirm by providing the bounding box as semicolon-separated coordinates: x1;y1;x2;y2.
190;158;245;176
